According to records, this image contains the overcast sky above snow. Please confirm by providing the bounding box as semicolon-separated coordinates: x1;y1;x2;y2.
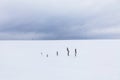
0;0;120;39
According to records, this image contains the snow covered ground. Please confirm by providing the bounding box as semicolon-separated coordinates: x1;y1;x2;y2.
0;40;120;80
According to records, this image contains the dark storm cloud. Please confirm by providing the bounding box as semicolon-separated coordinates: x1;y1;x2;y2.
0;0;120;39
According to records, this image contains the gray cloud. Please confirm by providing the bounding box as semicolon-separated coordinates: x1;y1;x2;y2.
0;0;120;39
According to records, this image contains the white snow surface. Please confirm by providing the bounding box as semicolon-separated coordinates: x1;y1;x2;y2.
0;40;120;80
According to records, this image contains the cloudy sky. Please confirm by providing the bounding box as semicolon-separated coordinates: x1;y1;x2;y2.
0;0;120;39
